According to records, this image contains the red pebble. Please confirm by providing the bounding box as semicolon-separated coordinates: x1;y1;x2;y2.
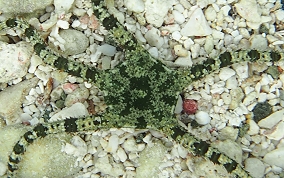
182;99;198;114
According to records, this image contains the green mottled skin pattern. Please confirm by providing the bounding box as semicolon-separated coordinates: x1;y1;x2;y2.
1;0;283;177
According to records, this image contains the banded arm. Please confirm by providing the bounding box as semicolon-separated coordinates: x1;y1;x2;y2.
171;126;252;178
0;18;102;84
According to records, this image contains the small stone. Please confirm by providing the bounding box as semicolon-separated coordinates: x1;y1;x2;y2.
204;5;217;21
204;36;214;54
144;0;174;27
172;31;182;41
221;93;231;105
50;29;89;56
258;93;267;102
226;76;238;89
64;87;89;107
279;90;284;100
195;111;211;125
28;55;43;74
243;92;257;106
229;87;245;109
145;27;164;48
101;56;111;70
182;99;198;115
172;10;185;24
181;6;212;36
70;135;88;157
235;0;261;28
266;66;280;79
212;139;243;164
252;101;272;123
174;45;188;57
174;95;183;114
136;142;166;178
0;0;53;14
263;121;284;140
54;0;74;14
263;147;284;169
219;67;236;81
122;137;138;152
274;9;284;21
105;135;119;153
49;103;89;121
247;119;259;135
218;127;239;141
177;145;188;158
212;29;225;40
232;62;248;79
0;78;38;124
245;158;265;178
250;34;268;51
148;47;159;58
97;44;117;56
0;42;33;83
117;147;127;162
124;0;144;13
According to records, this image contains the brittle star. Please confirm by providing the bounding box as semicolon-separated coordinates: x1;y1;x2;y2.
1;0;283;177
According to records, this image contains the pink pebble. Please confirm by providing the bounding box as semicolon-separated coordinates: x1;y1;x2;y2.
182;99;198;114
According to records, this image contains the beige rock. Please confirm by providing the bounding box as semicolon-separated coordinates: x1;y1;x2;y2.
0;78;39;124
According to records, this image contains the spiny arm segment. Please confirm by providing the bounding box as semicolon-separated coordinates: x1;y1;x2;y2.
7;116;109;177
180;50;284;85
0;18;102;84
171;126;252;178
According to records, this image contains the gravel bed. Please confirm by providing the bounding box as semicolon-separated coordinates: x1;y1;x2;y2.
1;0;284;177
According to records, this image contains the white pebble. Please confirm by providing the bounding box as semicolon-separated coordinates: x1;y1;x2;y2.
172;10;185;24
235;0;261;28
122;137;138;152
226;76;238;89
247;119;259;135
144;0;174;27
195;111;211;125
57;20;69;29
117;147;127;162
243;92;257;106
174;45;188;57
245;158;265;178
54;0;74;14
221;93;231;105
172;31;182;41
212;29;225;39
219;67;236;81
263;147;284;169
148;47;159;58
105;135;119;153
258;93;267;102
124;0;144;13
204;6;217;21
97;44;117;56
263;121;284;140
145;27;164;48
181;6;212;36
232;62;248;79
0;161;6;176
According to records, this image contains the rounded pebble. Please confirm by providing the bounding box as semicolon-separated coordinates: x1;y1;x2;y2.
195;111;211;125
245;158;265;178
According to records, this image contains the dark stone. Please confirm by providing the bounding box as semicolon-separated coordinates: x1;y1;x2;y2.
252;101;272;123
